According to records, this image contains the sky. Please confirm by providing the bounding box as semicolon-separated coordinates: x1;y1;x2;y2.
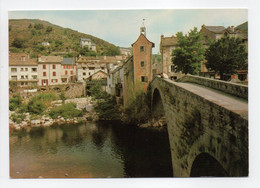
8;9;248;53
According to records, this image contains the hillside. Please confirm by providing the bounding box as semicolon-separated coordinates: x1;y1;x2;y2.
9;19;119;57
235;21;248;32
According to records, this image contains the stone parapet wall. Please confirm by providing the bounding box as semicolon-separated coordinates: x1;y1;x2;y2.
177;75;248;100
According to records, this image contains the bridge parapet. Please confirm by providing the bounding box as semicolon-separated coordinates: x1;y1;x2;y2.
177;75;248;100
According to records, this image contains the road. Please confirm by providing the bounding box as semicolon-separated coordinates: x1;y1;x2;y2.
168;80;248;119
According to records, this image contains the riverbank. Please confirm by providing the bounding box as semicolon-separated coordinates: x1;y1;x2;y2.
9;96;99;131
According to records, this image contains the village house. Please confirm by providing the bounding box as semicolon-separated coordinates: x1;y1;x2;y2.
38;55;63;86
80;38;96;52
9;53;38;87
200;24;248;81
76;55;124;82
61;58;77;84
159;35;183;80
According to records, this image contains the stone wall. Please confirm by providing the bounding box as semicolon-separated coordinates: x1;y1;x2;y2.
177;75;248;100
149;77;248;177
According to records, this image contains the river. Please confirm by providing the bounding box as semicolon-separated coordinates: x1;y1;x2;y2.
10;121;173;178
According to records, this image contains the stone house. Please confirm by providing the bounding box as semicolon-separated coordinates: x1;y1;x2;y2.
80;38;96;52
38;55;63;86
9;53;38;87
107;65;124;97
88;70;107;80
159;35;183;80
61;58;77;84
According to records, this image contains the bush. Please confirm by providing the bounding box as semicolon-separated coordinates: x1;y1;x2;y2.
122;81;150;125
11;38;24;48
59;92;66;103
9;95;22;111
94;96;121;120
10;113;26;124
49;103;83;119
27;99;46;114
89;84;107;99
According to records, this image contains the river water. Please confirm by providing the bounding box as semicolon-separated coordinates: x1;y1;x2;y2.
10;121;173;178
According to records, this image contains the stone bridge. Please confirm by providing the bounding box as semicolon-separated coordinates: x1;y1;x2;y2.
148;75;248;177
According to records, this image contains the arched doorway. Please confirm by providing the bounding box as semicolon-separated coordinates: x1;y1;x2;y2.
190;153;228;177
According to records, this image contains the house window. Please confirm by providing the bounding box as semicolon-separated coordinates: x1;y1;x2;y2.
73;66;75;69
51;79;58;83
21;56;26;61
43;72;46;76
140;61;145;67
89;72;91;76
53;65;56;69
43;65;46;69
25;68;28;71
21;68;24;71
11;68;17;72
21;75;24;79
171;65;175;72
83;73;86;76
32;75;37;79
11;76;17;81
83;67;86;70
53;72;56;76
140;46;145;52
63;65;66;69
65;71;68;75
71;71;73;75
32;68;37;72
89;67;95;70
141;76;148;82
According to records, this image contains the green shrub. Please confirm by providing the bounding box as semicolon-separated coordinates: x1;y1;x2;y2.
49;103;83;119
59;92;66;103
89;84;107;99
94;96;120;120
122;81;150;125
9;95;22;111
10;113;26;124
27;99;46;114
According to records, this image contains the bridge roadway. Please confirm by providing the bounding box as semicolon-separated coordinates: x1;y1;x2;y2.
168;79;248;118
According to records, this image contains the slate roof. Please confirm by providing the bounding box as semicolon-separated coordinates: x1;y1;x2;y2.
9;53;37;66
81;38;91;41
161;36;178;47
62;58;76;65
38;56;63;63
203;26;226;34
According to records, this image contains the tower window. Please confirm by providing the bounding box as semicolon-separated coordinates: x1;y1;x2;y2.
140;61;145;67
141;76;148;82
140;46;145;52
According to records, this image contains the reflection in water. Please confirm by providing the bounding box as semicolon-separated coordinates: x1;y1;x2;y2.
10;121;173;178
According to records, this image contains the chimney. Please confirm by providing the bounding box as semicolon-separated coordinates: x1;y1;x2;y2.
161;34;164;38
38;54;41;62
231;26;234;32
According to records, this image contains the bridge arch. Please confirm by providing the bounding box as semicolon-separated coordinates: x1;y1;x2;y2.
190;152;228;177
151;88;165;119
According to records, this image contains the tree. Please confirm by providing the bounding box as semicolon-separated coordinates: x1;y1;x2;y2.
11;38;24;48
172;27;205;75
34;23;44;30
103;45;121;56
205;37;247;80
46;26;53;33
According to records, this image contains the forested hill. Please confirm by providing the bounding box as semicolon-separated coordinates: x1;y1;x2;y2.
9;19;119;58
